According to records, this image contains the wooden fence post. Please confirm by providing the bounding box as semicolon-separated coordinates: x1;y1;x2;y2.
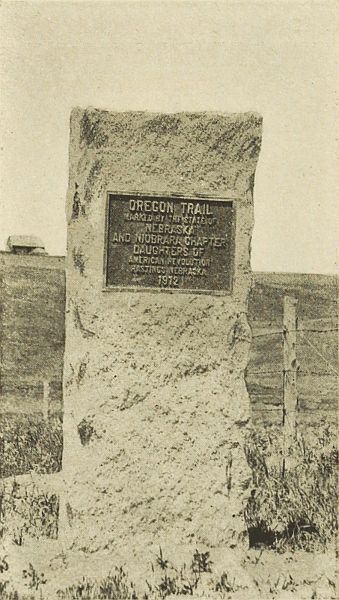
282;296;298;475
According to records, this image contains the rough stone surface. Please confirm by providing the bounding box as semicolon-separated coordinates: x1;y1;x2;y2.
63;109;262;563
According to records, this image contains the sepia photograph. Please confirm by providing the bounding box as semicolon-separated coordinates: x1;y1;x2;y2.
0;1;337;598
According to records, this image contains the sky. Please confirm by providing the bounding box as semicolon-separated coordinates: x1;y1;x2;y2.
0;1;337;274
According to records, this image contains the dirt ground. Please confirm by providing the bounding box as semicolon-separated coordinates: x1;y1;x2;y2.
1;535;337;599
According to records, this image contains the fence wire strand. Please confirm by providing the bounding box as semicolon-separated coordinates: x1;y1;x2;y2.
252;327;338;338
249;314;337;426
247;369;336;376
298;330;338;376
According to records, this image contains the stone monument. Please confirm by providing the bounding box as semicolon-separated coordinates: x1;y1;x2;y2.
63;109;262;565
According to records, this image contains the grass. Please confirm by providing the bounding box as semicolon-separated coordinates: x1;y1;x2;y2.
0;542;337;599
0;479;59;544
244;423;338;551
0;413;63;478
56;567;138;599
145;547;213;598
0;550;228;600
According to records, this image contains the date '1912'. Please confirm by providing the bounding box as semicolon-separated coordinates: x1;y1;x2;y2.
158;275;179;288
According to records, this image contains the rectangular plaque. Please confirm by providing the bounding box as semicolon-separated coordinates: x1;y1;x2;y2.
105;193;235;293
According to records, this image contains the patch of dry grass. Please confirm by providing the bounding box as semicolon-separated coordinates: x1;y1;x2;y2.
0;413;63;478
244;424;337;551
0;479;59;545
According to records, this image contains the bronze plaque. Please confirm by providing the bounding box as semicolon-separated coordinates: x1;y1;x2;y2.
105;193;235;293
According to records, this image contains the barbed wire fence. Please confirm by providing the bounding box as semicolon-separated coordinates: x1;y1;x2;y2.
247;296;338;474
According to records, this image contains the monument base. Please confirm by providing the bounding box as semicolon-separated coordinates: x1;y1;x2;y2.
63;296;252;557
